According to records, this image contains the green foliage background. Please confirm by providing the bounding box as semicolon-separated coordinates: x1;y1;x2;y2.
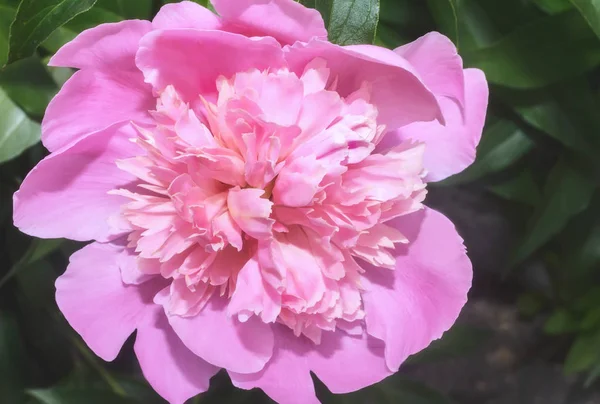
2;0;600;402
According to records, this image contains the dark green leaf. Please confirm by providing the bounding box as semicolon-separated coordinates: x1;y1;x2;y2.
324;0;380;45
0;56;58;118
98;0;152;19
533;0;573;13
559;197;600;276
499;79;600;157
442;119;534;185
487;169;542;206
510;159;596;266
564;330;600;374
6;0;97;65
0;313;28;403
426;0;459;47
0;4;14;66
464;11;600;88
28;388;136;404
0;86;40;163
543;309;579;334
571;0;600;38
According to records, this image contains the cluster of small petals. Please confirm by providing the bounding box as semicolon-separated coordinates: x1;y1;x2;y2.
112;60;427;342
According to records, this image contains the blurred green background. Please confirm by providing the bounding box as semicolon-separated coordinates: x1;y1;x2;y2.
2;0;600;402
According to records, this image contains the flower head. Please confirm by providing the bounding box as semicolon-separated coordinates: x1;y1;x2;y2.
13;1;488;403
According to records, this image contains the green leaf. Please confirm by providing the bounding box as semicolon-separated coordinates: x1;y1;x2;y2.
510;159;596;267
559;197;600;276
6;0;97;66
0;313;28;403
565;330;600;374
0;5;14;66
0;86;40;164
0;238;63;289
464;10;600;88
499;79;600;158
442;119;535;185
426;0;459;47
571;0;600;38
544;309;579;334
97;0;152;19
487;169;542;206
323;0;380;45
28;388;136;404
0;56;59;118
533;0;573;13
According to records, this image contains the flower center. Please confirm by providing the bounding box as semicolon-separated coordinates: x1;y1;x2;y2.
111;59;427;343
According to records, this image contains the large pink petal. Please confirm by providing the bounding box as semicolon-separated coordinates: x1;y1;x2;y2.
55;242;161;361
285;41;442;130
42;69;154;152
136;29;285;102
13;123;139;242
135;306;219;404
49;20;152;71
362;208;472;371
229;325;318;404
212;0;327;45
229;325;392;402
153;1;221;30
167;295;274;374
395;32;465;109
378;68;488;182
309;330;392;394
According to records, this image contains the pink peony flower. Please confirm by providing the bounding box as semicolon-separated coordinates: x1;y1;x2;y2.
13;1;488;403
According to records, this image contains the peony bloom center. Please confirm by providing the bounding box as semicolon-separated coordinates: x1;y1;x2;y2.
111;58;427;344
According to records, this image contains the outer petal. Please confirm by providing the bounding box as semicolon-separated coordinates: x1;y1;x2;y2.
229;325;318;404
135;306;220;404
229;325;392;402
13;123;139;242
362;208;472;371
167;295;274;374
42;69;154;152
378;69;488;182
285;41;443;130
394;32;465;109
55;242;160;361
49;20;152;71
212;0;327;45
136;29;285;102
152;1;221;30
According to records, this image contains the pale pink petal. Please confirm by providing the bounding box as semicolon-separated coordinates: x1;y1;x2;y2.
379;68;488;182
212;0;327;45
395;32;465;109
117;248;156;285
136;29;285;102
14;123;140;242
228;253;281;323
229;326;318;404
362;208;472;371
285;41;442;130
153;1;221;30
167;295;274;373
49;20;152;71
55;242;162;361
227;187;274;240
230;325;392;401
135;306;219;404
42;70;154;152
309;329;392;393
